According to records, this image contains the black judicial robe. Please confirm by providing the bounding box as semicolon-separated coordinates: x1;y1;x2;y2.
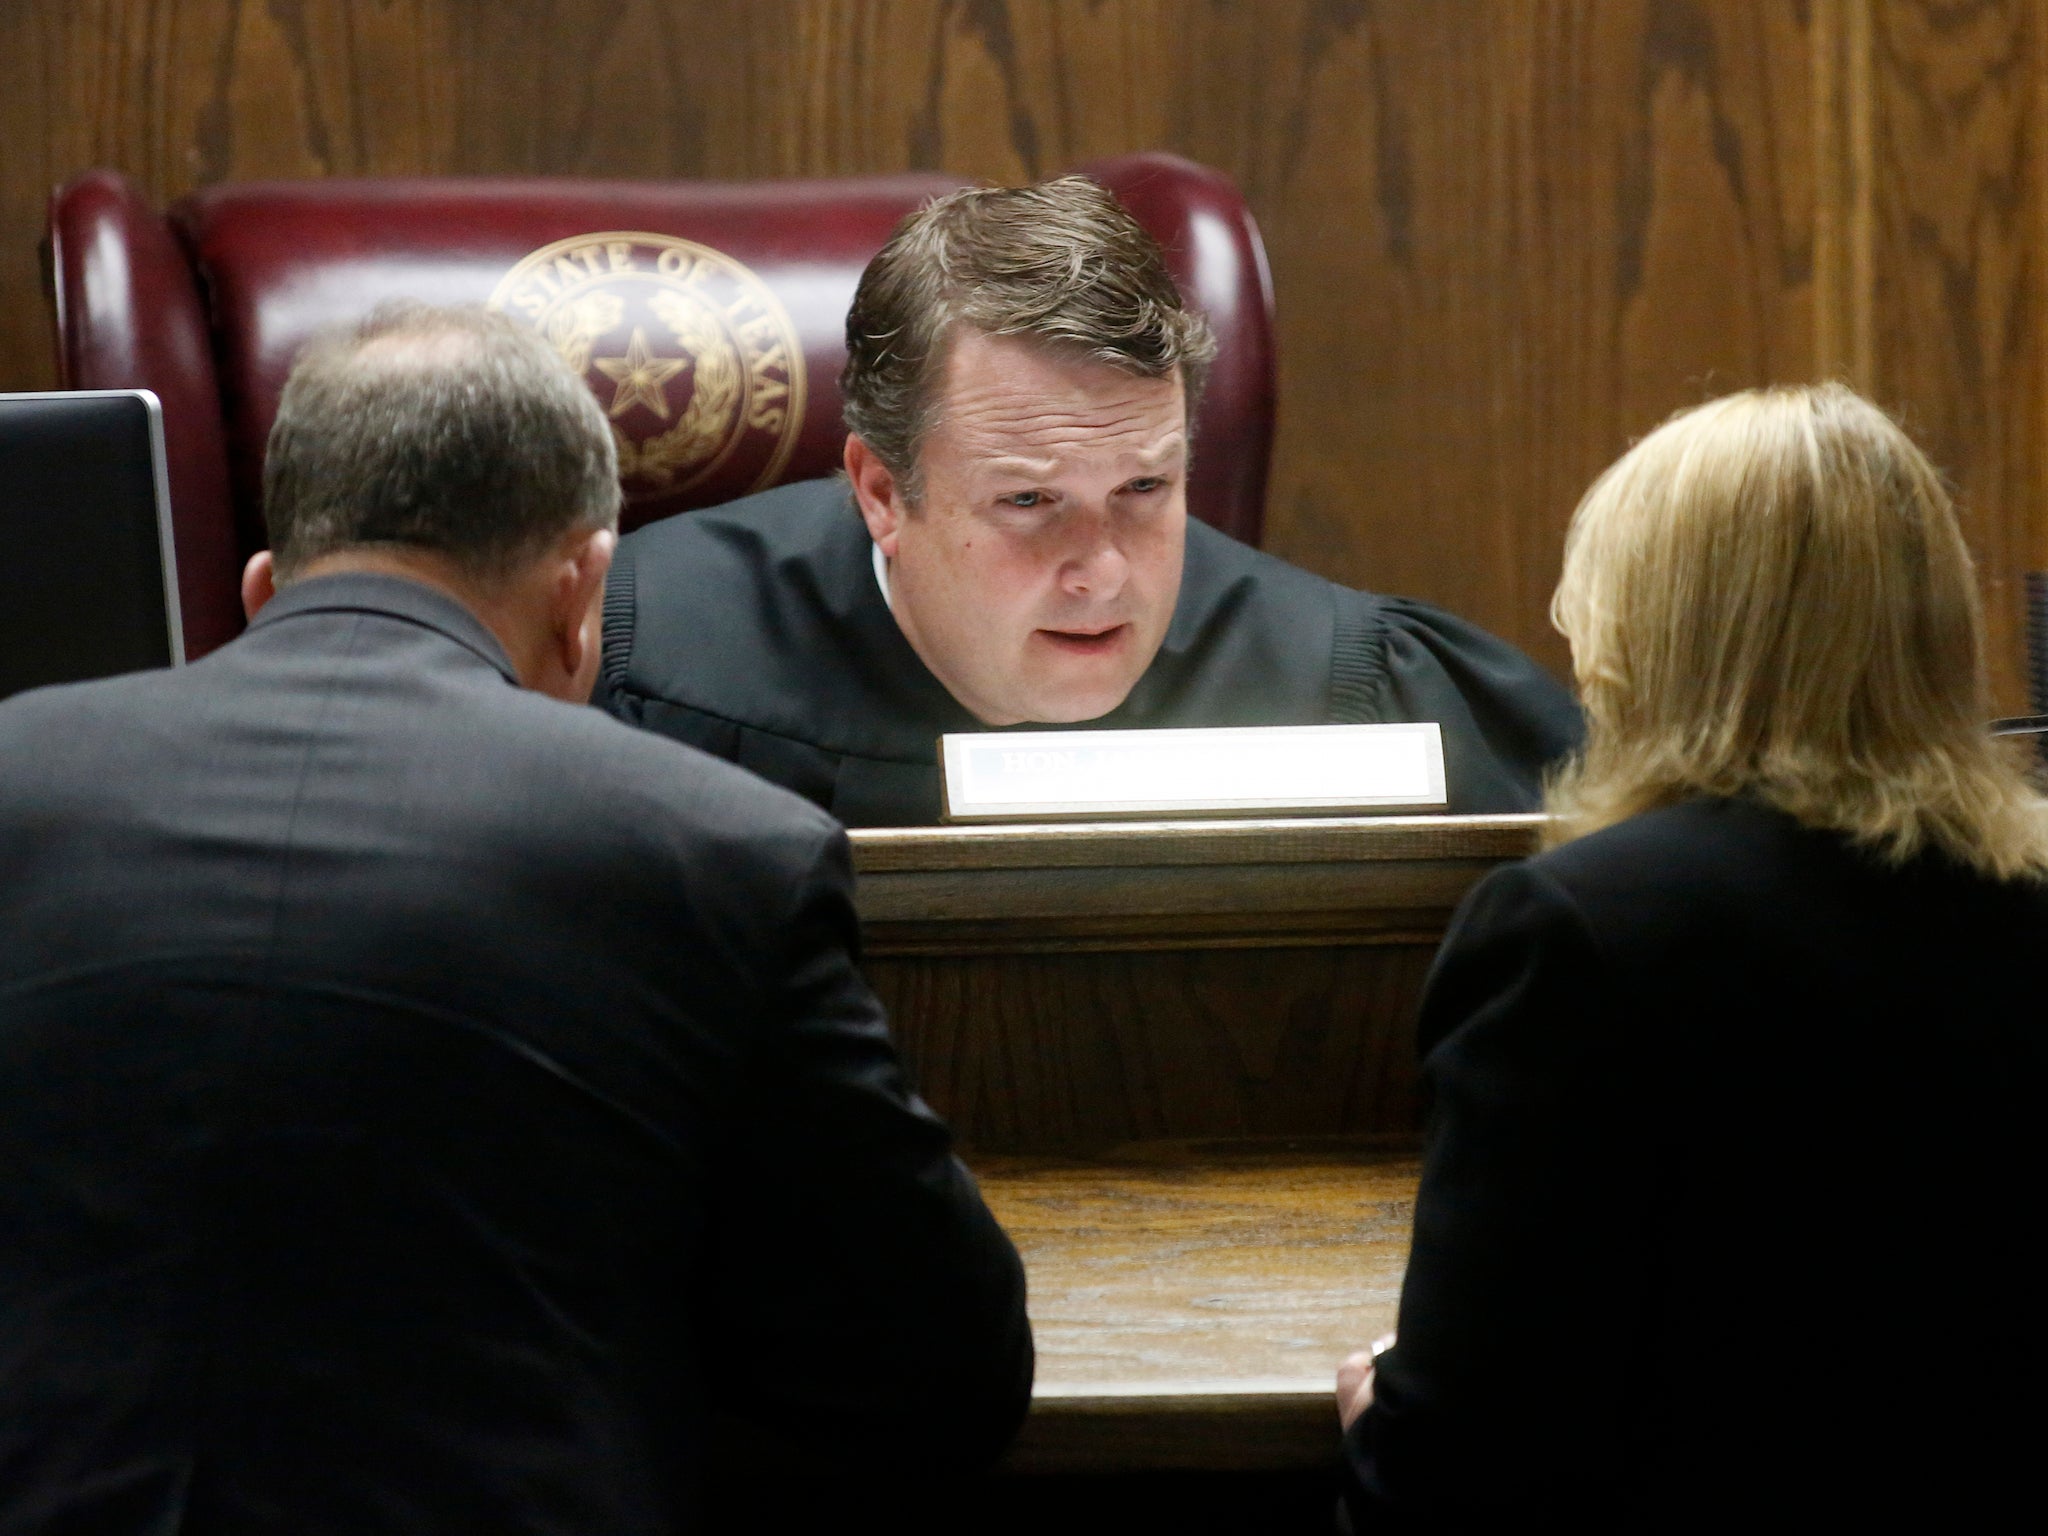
597;478;1582;826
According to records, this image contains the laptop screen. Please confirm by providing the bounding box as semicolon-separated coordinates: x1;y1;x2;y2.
0;390;184;700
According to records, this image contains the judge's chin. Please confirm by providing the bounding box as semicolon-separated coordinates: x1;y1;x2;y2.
982;626;1152;727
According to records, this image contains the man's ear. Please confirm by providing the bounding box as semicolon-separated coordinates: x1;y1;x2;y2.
241;551;278;620
552;526;617;697
844;434;908;558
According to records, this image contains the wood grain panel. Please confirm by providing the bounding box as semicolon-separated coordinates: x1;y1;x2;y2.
1864;0;2046;710
853;818;1527;1150
1178;0;1822;680
3;1;2043;699
871;943;1436;1152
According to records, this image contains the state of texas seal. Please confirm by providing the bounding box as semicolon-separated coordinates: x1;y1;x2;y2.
489;232;807;517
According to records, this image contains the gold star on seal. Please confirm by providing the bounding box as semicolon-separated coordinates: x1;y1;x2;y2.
594;326;686;420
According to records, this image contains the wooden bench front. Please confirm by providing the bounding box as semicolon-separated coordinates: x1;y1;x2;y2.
839;816;1537;1481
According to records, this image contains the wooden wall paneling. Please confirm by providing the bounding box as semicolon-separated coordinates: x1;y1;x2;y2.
1199;0;1822;682
0;0;143;392
0;0;458;391
1813;0;1876;387
436;0;794;180
5;0;2044;694
174;0;456;182
781;0;1180;183
1865;0;2046;713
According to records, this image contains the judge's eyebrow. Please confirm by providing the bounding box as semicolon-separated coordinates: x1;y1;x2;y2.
980;435;1190;483
1128;435;1189;471
982;456;1060;480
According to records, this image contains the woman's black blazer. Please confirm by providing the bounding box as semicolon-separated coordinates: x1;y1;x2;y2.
1346;796;2048;1530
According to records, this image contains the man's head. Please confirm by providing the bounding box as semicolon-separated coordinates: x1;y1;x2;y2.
249;303;622;701
840;176;1217;725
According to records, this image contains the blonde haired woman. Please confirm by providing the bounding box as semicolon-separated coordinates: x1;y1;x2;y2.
1339;384;2048;1529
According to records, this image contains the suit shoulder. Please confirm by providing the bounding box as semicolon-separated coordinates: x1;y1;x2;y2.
501;688;842;851
1515;797;1935;974
0;668;190;790
380;688;846;952
1531;798;1795;886
0;663;176;727
1523;799;1769;907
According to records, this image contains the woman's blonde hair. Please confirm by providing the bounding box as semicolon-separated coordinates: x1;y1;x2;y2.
1546;381;2048;879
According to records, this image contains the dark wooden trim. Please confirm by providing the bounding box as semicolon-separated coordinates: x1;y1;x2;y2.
853;815;1543;955
850;813;1545;872
1005;1383;1335;1473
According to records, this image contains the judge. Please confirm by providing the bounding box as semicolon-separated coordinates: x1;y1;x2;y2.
597;175;1579;826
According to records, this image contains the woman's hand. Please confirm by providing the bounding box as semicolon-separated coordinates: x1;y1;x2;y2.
1336;1331;1396;1430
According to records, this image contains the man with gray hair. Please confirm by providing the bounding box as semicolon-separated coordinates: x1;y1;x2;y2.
0;304;1031;1533
599;176;1579;824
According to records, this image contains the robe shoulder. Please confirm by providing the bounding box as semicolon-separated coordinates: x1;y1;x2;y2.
1363;592;1584;812
598;479;973;825
1168;523;1580;811
599;478;969;760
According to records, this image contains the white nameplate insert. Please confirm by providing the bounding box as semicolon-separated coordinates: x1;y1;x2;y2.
939;722;1447;822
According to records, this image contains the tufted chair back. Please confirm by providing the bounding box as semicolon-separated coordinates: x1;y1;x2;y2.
48;154;1276;658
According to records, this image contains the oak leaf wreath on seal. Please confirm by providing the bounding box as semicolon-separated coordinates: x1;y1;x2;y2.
540;288;745;488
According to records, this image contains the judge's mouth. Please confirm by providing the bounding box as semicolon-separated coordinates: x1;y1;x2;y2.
1035;623;1132;657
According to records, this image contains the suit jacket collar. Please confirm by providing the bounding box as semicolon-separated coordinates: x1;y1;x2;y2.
245;572;521;686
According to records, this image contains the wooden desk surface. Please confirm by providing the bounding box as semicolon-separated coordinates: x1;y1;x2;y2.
976;1139;1420;1473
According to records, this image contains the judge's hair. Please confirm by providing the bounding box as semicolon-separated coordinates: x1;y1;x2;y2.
840;175;1217;499
1547;382;2048;880
264;302;620;581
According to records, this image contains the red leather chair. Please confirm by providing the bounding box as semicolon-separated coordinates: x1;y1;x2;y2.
47;154;1276;659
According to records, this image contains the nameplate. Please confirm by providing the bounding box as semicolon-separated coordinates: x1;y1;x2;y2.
938;722;1447;822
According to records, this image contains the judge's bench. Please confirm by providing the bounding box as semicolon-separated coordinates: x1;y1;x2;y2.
695;812;1537;1531
850;813;1539;1477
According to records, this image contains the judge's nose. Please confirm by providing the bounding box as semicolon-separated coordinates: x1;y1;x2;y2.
1057;513;1130;601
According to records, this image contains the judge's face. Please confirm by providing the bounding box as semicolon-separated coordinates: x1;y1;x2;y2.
848;329;1188;726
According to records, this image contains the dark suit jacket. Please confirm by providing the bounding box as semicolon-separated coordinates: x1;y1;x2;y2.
1346;796;2048;1530
0;575;1032;1535
597;479;1582;825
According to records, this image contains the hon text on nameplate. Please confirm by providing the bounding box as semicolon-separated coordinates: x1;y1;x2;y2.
938;722;1448;822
